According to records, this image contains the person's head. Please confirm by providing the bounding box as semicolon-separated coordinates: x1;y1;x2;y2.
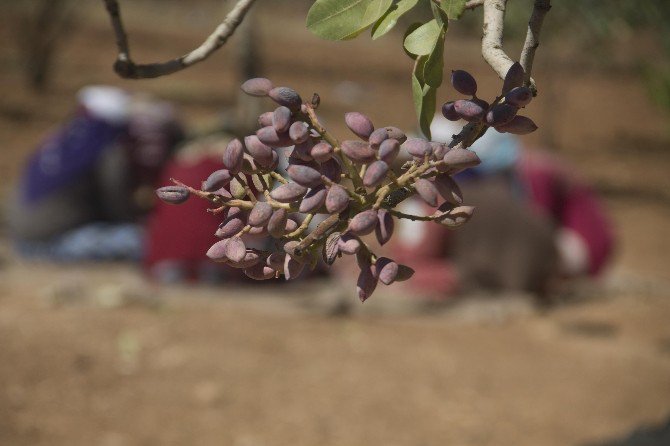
76;85;132;124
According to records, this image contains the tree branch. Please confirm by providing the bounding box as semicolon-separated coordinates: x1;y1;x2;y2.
481;0;540;93
520;0;552;91
481;0;514;81
101;0;257;79
465;0;485;10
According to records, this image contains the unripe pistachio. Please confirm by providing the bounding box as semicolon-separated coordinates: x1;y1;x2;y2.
248;201;273;227
268;86;302;111
272;106;292;133
375;209;394;246
413;179;439;207
270;182;307;203
451;70;478;96
227;250;262;269
224;237;247;263
267;208;288;238
363;160;389;188
368;127;389;149
341;140;376;163
202;169;232;192
495;115;538;134
299;186;327;213
337;233;361;255
206;239;230;262
433;173;463;205
441;101;460;121
442;148;480;173
310;142;333;163
156;186;189;205
241;77;273;97
453;99;486;122
505;87;533;107
256;126;293;148
486;103;518;127
223;139;244;174
344;112;375;140
287;164;323;188
356;264;378;302
502;62;525;94
348;209;378;235
289;121;310;144
244;135;274;167
375;257;399;285
378;138;400;164
325;184;350;214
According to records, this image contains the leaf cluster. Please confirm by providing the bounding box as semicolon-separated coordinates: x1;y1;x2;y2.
306;0;470;137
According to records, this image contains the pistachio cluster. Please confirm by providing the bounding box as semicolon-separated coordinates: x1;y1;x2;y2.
156;75;489;301
442;63;538;134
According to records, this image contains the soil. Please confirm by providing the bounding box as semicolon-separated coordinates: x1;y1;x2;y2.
0;2;669;445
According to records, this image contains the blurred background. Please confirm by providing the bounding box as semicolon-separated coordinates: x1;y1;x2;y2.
0;1;669;445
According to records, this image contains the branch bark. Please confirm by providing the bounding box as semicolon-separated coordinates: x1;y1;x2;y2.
465;0;485;10
101;0;257;79
481;0;514;81
520;0;552;90
481;0;542;93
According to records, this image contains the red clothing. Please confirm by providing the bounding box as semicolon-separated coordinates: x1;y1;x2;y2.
143;156;237;280
518;150;614;275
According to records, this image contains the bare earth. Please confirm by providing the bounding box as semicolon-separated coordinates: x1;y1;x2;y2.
0;2;669;445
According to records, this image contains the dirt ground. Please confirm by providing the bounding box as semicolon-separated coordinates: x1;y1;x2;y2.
0;2;669;445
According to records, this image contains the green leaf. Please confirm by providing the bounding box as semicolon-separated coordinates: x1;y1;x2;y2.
420;85;436;139
411;69;424;124
402;22;422;59
430;1;449;26
439;0;467;20
307;0;394;41
412;59;437;139
403;19;441;56
371;0;420;40
422;26;446;88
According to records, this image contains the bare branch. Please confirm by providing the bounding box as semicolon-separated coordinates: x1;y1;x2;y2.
465;0;485;10
481;0;514;81
481;0;540;92
520;0;552;91
101;0;257;79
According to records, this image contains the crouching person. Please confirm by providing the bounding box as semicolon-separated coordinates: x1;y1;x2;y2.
393;117;615;301
7;86;183;261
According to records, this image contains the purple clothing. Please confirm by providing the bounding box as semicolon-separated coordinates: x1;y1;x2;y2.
21;109;126;204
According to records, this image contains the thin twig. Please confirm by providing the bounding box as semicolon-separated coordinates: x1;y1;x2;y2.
101;0;257;79
269;171;288;184
263;190;293;210
285;214;314;239
388;210;437;222
293;213;342;257
520;0;552;93
302;104;364;191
